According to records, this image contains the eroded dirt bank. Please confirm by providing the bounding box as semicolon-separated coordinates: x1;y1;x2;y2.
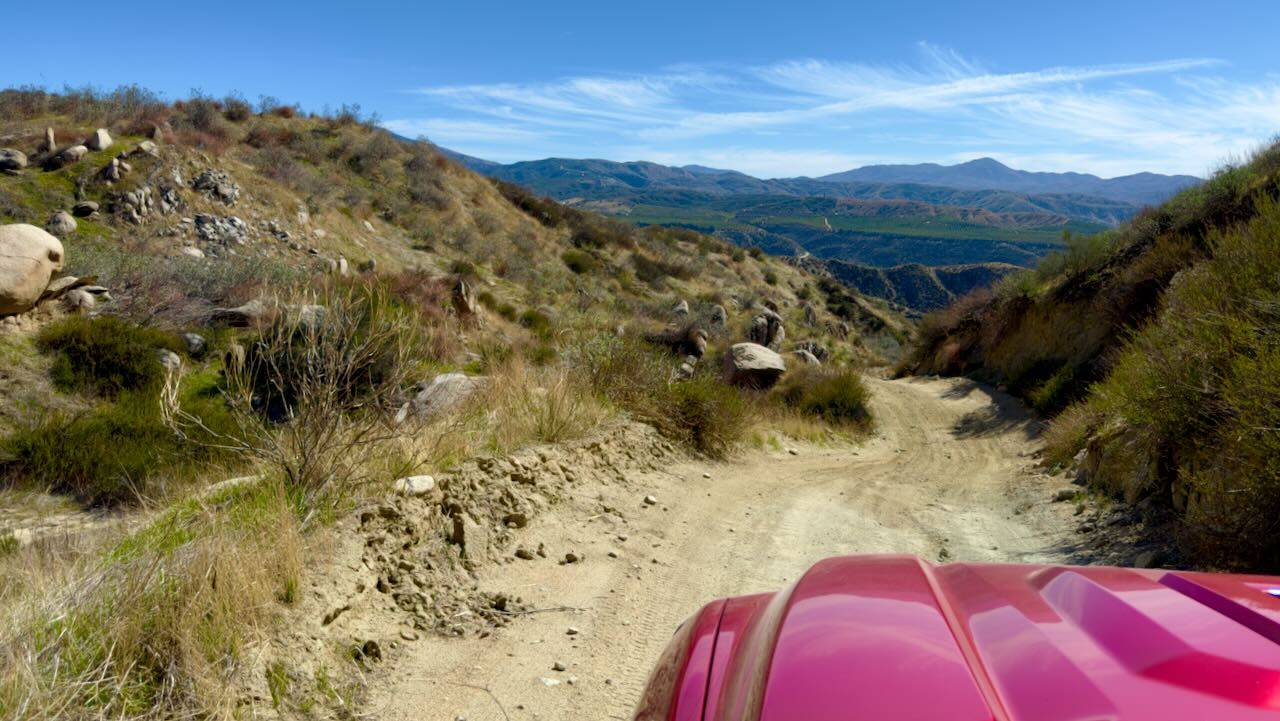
345;375;1079;721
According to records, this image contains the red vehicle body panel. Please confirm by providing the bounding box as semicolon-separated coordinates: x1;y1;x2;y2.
634;555;1280;720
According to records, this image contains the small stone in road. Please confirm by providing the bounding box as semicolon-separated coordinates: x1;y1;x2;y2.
400;629;419;641
702;472;712;479
515;547;535;560
553;661;567;672
1053;488;1078;502
788;448;799;455
608;550;619;558
539;677;561;686
643;495;657;506
617;533;628;542
566;626;580;636
563;552;581;564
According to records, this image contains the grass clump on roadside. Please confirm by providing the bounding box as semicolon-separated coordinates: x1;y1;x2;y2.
0;479;309;719
572;335;748;458
773;366;873;429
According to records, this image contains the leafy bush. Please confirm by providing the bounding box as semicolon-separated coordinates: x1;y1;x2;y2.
775;367;872;427
37;316;183;397
2;375;239;505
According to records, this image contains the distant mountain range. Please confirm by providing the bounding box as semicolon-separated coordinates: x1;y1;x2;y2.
433;145;1204;305
820;157;1200;207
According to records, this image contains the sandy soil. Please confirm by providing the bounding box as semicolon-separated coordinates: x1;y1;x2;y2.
361;375;1080;721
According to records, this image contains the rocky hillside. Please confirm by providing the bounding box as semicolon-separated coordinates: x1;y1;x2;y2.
823;260;1018;311
901;140;1280;569
0;87;895;719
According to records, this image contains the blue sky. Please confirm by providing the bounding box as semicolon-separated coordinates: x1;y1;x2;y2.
3;0;1277;178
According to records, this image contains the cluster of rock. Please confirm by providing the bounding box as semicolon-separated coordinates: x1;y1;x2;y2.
642;295;837;390
191;169;240;205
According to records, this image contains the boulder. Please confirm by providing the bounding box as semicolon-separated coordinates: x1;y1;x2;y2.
452;276;477;317
748;308;785;349
85;129;112;151
393;475;436;496
41;275;83;298
792;349;821;365
47;145;88;170
709;304;728;327
61;288;95;312
0;225;64;315
182;332;206;355
723;342;787;389
793;339;828;362
71;201;99;217
156;349;182;371
0;149;27;172
180;246;205;258
211;299;268;327
671;299;689;316
100;158;122;183
45;211;76;237
129;140;160;158
644;323;708;360
409;372;485;420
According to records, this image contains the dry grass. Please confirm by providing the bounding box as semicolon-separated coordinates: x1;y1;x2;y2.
0;480;303;720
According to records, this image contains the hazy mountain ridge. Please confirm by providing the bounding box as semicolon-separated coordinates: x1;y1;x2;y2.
820;156;1200;206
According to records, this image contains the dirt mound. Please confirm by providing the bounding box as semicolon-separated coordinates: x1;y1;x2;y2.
245;422;678;709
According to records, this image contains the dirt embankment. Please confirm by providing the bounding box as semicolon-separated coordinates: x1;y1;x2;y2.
255;375;1093;720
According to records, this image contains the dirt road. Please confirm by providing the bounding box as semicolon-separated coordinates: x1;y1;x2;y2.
365;376;1078;720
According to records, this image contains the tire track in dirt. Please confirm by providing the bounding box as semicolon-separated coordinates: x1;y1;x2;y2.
365;375;1078;720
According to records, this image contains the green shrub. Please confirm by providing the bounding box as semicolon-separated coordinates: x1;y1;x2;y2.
518;308;552;337
763;269;778;285
37;316;183;397
561;249;597;274
1;375;239;505
775;367;872;427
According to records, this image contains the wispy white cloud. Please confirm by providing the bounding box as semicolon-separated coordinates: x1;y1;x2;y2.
386;46;1279;177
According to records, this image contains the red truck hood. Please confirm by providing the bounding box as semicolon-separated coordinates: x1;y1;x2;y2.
689;555;1280;721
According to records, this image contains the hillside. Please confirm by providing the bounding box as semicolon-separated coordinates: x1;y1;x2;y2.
902;140;1280;570
443;154;1126;277
0;87;905;719
822;260;1019;311
820;157;1200;206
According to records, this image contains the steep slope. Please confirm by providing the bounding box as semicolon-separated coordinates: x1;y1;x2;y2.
821;157;1201;206
824;261;1019;311
902;141;1280;569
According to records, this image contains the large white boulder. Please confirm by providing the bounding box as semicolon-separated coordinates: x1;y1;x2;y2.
86;128;113;151
723;342;787;389
0;224;65;315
